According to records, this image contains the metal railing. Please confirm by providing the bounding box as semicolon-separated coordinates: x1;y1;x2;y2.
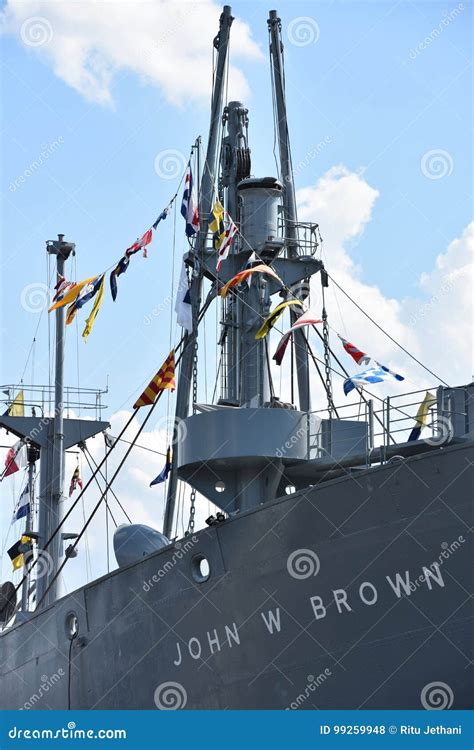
1;383;108;420
307;401;373;462
278;219;320;257
305;385;472;466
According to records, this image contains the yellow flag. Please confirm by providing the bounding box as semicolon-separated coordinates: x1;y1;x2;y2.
9;390;25;417
82;275;105;341
48;276;96;313
209;200;225;249
9;535;32;571
255;300;303;340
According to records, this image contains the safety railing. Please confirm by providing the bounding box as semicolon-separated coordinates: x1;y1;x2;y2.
307;400;373;463
0;383;108;420
278;219;321;257
305;385;470;466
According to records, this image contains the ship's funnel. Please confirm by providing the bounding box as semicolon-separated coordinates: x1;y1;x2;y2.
237;177;282;254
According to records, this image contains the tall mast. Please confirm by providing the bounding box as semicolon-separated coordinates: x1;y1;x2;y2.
35;235;75;605
163;5;234;539
20;445;38;612
268;10;311;412
220;100;251;405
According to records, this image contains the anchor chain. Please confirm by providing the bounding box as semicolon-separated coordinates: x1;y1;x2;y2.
187;488;196;535
321;272;335;417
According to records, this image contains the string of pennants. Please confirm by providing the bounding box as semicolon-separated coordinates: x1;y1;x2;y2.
217;272;406;396
41;150;409;490
46;160;202;341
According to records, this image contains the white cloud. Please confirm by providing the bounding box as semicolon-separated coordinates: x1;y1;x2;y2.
295;166;473;395
1;0;262;106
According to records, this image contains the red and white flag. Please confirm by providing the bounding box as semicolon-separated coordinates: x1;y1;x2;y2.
216;214;238;272
69;465;83;497
53;275;77;303
2;441;28;480
338;335;371;366
273;310;322;366
125;228;153;258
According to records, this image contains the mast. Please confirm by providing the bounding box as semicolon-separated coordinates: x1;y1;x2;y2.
35;235;75;605
163;5;234;539
20;446;37;612
220;100;251;405
268;10;311;412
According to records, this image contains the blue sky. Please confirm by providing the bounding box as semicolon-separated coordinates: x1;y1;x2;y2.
1;0;472;414
0;0;472;584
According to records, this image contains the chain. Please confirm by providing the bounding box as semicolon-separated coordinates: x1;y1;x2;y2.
321;281;335;417
187;300;198;534
187;488;196;535
192;328;198;415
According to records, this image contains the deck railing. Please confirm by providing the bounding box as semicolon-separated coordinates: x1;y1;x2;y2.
0;383;108;420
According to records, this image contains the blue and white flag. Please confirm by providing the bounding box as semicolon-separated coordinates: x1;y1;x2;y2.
343;365;404;396
181;163;199;237
150;447;172;487
153;204;171;230
175;260;193;334
12;485;30;523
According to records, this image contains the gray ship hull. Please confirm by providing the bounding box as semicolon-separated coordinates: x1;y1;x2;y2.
1;441;473;710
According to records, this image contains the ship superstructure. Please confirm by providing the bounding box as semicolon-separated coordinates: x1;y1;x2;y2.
0;6;472;711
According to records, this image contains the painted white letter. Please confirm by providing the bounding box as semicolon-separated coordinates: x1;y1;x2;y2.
261;608;281;634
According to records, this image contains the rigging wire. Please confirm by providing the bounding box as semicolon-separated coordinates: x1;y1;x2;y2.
104;441;110;573
264;339;275;400
211;350;223;404
80;493;92;583
225;225;446;404
81;447;118;529
328;274;449;387
23;296;214;605
105;434;166;458
82;444;131;524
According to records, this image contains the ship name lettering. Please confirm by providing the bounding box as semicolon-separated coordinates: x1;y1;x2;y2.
260;608;281;634
172;622;241;667
309;566;445;620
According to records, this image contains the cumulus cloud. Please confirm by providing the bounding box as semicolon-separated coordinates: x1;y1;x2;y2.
404;222;474;384
1;0;262;106
295;166;473;393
